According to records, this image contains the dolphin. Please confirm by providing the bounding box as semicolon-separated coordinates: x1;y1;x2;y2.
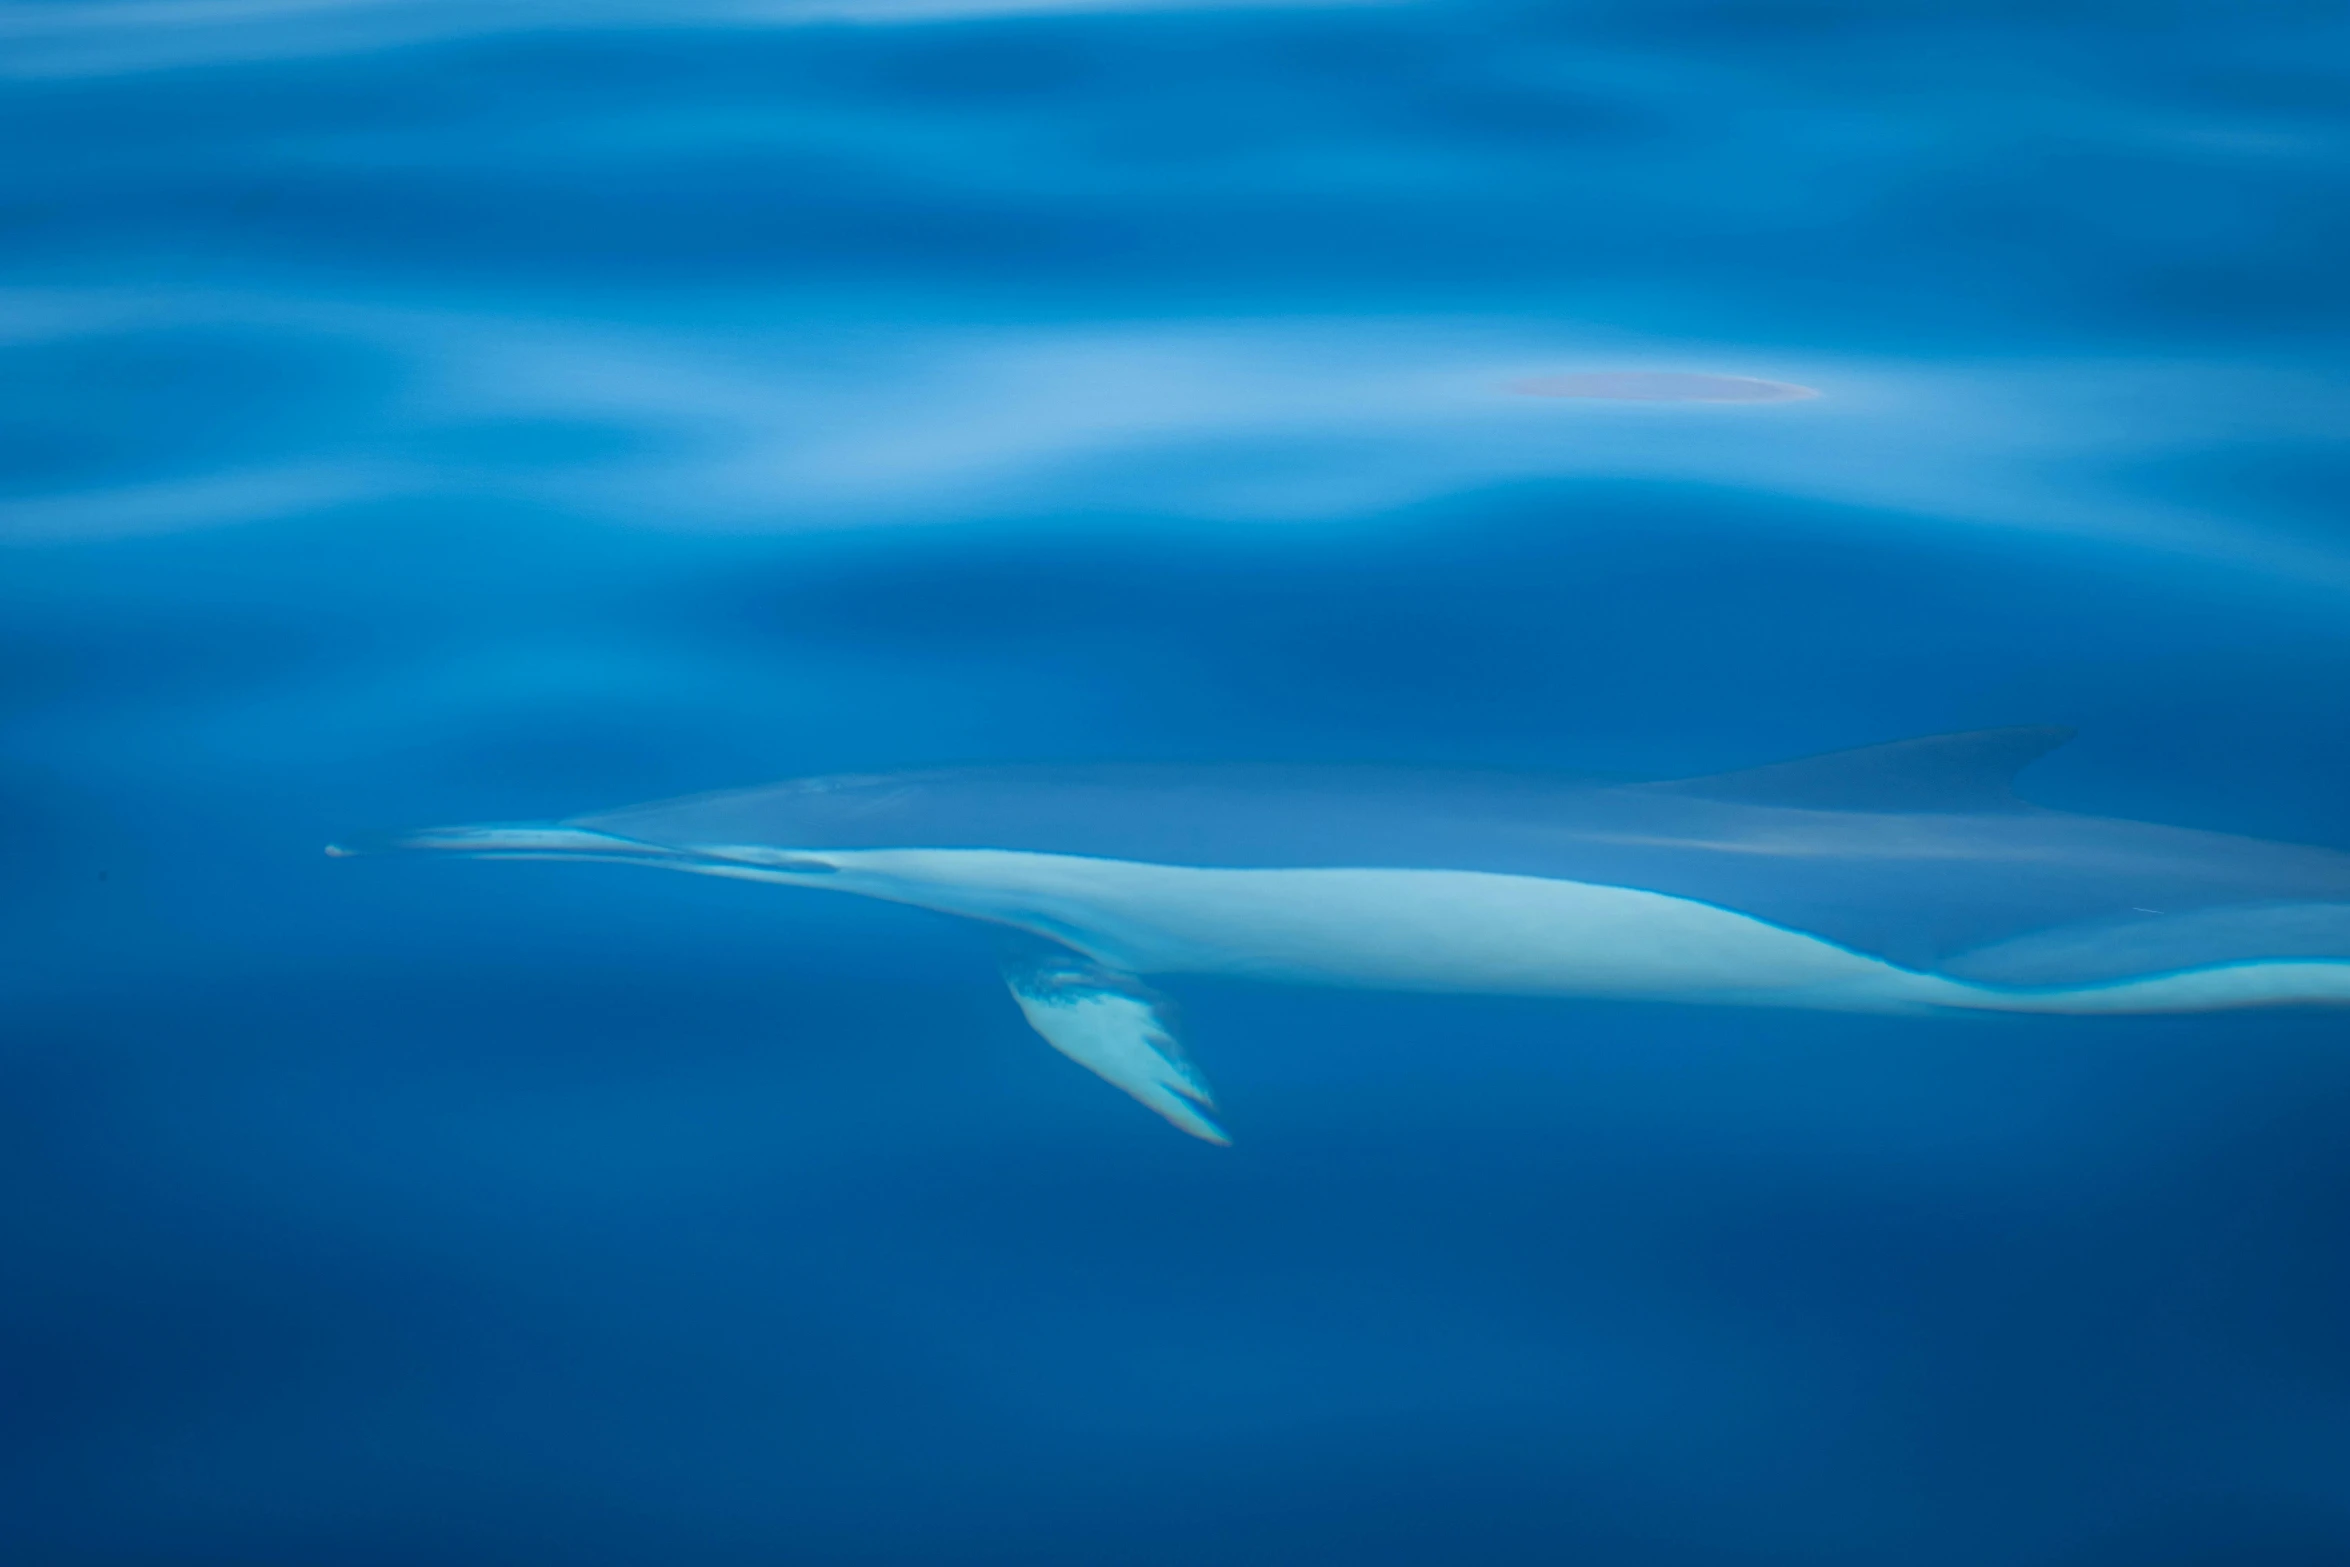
336;727;2350;1143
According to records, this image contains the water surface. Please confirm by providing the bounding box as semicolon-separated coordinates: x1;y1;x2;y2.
5;3;2349;1563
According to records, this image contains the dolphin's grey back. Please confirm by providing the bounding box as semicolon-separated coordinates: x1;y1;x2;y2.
578;729;2350;981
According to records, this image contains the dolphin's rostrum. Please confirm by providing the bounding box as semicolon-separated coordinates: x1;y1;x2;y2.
337;728;2350;1142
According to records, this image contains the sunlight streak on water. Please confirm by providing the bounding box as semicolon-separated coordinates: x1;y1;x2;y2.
5;286;2346;587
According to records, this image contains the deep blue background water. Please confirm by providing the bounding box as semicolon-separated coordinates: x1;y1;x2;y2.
6;2;2350;1563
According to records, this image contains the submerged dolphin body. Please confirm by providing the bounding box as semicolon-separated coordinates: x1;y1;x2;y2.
346;728;2350;1142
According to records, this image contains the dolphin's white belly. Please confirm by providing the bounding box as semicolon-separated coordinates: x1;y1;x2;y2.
797;848;1934;1006
707;847;2350;1016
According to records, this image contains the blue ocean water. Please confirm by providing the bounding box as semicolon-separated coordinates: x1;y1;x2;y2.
5;2;2350;1562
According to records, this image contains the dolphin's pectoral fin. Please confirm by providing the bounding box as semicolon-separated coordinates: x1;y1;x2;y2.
1001;946;1229;1146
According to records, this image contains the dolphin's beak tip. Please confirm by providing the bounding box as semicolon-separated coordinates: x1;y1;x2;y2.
324;828;423;858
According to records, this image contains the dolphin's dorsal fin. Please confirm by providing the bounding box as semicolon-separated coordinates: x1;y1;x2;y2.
1638;726;2074;813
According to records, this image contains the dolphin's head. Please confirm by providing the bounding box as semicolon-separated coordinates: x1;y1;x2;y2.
328;773;935;880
